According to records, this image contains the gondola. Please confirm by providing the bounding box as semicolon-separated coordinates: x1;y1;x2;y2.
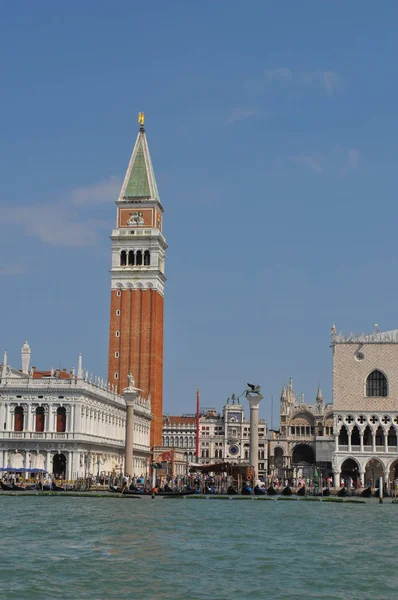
0;481;36;491
337;487;347;497
254;486;266;495
0;481;18;491
267;485;278;496
227;486;238;495
360;486;372;498
109;486;195;497
51;483;66;492
322;487;330;497
297;486;306;496
281;486;292;496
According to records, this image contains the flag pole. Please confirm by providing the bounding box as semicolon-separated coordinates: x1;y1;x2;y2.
196;388;200;462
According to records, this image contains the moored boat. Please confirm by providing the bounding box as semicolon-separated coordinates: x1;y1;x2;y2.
337;487;347;497
281;486;292;496
360;486;372;498
267;485;278;496
109;485;195;497
297;486;306;496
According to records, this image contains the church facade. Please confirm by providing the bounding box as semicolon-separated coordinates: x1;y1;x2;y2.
332;327;398;488
108;116;166;447
268;379;334;481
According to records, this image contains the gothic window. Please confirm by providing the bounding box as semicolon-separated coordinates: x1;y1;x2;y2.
56;407;66;433
116;331;120;337
120;250;127;266
117;290;121;297
144;250;150;266
114;373;118;380
366;370;388;397
180;436;183;447
14;406;24;432
244;450;249;459
116;310;120;316
136;250;143;266
35;406;45;432
188;437;193;448
128;250;135;266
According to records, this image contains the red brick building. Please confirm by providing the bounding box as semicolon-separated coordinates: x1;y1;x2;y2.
108;115;167;447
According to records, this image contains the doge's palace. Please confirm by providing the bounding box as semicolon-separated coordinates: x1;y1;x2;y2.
332;326;398;488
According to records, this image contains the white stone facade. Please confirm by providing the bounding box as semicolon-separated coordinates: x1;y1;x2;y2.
0;344;152;479
332;328;398;487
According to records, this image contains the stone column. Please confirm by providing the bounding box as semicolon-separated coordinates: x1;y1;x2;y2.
246;392;263;482
359;470;365;487
123;379;141;477
384;430;388;454
46;451;51;475
75;403;82;434
333;470;340;488
372;431;376;453
66;453;72;481
359;431;364;453
348;429;352;453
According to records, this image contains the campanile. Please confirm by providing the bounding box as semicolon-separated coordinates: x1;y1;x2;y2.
108;114;167;447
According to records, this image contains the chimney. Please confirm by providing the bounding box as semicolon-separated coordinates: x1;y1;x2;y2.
21;341;31;374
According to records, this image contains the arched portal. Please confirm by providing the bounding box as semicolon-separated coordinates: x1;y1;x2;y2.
388;426;397;450
389;459;398;483
53;453;66;478
10;452;24;469
351;425;360;447
341;458;359;488
375;425;384;448
292;445;315;480
338;425;348;446
274;447;284;468
365;458;384;487
363;425;372;448
56;407;66;433
292;445;315;465
35;407;45;432
14;406;24;432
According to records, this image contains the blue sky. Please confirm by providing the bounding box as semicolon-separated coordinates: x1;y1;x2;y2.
1;1;398;425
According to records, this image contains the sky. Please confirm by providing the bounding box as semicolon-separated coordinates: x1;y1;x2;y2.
1;1;398;426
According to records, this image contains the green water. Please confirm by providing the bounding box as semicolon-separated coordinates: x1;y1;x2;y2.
1;497;397;599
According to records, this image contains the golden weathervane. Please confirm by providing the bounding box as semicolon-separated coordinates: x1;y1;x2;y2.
138;112;145;126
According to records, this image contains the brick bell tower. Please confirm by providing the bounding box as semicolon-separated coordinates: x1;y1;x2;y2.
108;113;167;447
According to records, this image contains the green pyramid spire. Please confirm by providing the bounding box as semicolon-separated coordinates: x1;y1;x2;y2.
120;122;160;202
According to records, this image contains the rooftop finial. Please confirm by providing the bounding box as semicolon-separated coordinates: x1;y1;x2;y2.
21;341;31;374
138;111;145;129
316;383;324;403
2;351;8;381
77;353;83;379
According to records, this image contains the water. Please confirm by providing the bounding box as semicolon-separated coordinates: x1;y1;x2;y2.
1;497;398;600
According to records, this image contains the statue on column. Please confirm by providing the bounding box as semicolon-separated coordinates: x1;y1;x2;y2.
245;383;261;397
127;372;135;390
